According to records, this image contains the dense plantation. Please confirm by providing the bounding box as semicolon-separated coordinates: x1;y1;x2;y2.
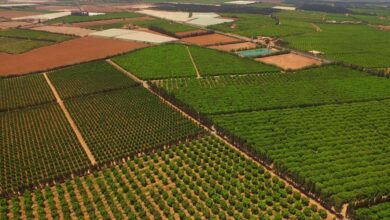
0;74;55;111
0;29;72;53
188;46;279;76
0;136;329;220
133;18;196;34
0;104;91;195
48;12;141;24
113;44;197;79
48;61;139;99
154;65;390;114
212;99;390;210
285;24;390;68
65;87;202;163
349;202;390;220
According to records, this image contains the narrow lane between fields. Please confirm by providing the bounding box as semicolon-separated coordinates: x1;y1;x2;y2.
43;73;97;165
186;46;202;79
106;59;339;220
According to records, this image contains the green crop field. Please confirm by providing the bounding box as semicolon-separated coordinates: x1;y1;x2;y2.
48;12;141;24
48;61;138;99
133;18;196;33
0;104;91;195
350;202;390;220
154;65;390;114
65;87;202;164
188;46;279;76
0;74;55;111
0;136;328;220
0;29;71;53
212;99;390;210
113;44;197;79
285;24;390;68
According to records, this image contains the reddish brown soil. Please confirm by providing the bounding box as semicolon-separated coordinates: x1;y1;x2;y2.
377;25;390;30
72;16;153;28
0;36;147;76
208;42;258;52
30;25;95;37
0;10;41;19
181;33;242;46
0;21;30;29
257;53;322;70
175;29;209;38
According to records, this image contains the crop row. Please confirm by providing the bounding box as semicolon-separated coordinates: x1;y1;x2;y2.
348;201;390;220
212;99;390;210
0;104;91;195
154;65;390;114
65;87;202;164
0;74;55;111
48;61;139;99
0;136;329;219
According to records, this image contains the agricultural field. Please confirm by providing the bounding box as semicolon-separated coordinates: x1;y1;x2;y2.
0;73;55;111
65;87;202;163
48;61;139;99
0;136;330;220
0;104;91;195
0;29;72;53
154;65;390;114
285;23;390;68
48;12;142;24
212;99;390;210
112;44;197;79
349;202;390;220
188;46;279;76
132;18;197;35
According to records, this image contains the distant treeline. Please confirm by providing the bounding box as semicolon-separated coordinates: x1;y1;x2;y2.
297;3;352;13
151;3;277;15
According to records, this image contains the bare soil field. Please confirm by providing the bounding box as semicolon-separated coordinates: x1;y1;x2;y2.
257;53;322;70
0;10;40;19
377;25;390;30
208;42;258;52
72;16;152;28
0;21;30;29
175;29;209;38
181;33;242;46
0;36;147;76
31;25;95;37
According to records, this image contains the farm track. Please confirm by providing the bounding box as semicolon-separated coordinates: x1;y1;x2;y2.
43;73;97;165
106;59;339;220
186;46;202;78
311;23;322;32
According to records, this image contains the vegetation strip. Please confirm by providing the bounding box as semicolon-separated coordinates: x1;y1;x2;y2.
43;73;97;165
186;46;202;78
107;59;337;218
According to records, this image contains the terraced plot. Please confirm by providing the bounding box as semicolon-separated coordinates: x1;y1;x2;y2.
113;44;197;79
188;46;279;76
0;104;91;195
48;61;139;99
154;65;390;114
0;136;329;220
212;99;390;210
65;87;202;163
0;74;55;111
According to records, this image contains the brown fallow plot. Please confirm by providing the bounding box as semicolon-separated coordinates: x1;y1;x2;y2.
0;21;30;29
208;42;258;52
0;36;147;77
376;25;390;31
71;16;153;28
174;29;210;38
0;10;41;19
31;25;96;37
257;53;322;70
181;33;243;46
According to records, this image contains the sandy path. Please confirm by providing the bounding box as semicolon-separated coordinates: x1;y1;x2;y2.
43;73;97;165
311;23;322;32
186;46;201;78
107;58;339;219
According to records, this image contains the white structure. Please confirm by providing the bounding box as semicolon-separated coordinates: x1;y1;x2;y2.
272;6;296;11
139;9;233;26
90;28;178;44
224;1;256;5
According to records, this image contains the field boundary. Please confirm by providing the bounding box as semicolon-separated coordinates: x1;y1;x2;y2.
43;73;97;165
106;58;340;219
186;46;202;78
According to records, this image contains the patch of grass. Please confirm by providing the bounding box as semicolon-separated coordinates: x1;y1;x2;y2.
48;12;142;24
112;44;197;80
0;37;50;54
